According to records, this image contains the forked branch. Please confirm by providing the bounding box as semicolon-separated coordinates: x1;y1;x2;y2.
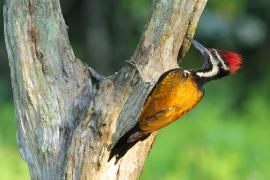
4;0;207;179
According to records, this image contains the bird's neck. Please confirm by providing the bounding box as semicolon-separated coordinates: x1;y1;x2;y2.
190;55;221;85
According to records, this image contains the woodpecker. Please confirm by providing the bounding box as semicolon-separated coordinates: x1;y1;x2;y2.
109;37;242;163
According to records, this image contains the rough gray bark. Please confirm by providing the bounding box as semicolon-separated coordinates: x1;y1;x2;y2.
3;0;207;179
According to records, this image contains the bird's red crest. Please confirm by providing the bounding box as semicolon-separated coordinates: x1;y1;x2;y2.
218;51;243;74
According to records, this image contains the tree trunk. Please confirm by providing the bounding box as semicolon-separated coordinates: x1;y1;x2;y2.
3;0;207;179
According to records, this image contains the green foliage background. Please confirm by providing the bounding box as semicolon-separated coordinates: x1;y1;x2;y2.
0;0;270;179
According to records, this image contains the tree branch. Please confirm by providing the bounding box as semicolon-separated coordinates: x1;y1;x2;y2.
4;0;90;179
4;0;207;179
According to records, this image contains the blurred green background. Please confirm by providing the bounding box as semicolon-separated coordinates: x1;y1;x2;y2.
1;0;270;179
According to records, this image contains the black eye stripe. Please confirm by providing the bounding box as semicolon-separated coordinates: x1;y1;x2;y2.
211;50;228;66
212;50;230;70
211;50;220;61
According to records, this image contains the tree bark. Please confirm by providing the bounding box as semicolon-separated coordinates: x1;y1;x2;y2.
3;0;207;179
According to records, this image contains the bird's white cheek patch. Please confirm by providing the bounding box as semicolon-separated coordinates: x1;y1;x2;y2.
196;53;219;78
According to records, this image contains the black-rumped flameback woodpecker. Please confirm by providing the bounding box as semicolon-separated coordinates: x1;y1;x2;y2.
109;37;243;163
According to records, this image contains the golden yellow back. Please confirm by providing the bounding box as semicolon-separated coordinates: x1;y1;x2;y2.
138;69;203;133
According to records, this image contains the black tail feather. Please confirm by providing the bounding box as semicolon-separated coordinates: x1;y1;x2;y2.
108;125;150;164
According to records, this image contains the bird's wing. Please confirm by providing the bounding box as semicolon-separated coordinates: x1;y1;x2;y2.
138;69;203;133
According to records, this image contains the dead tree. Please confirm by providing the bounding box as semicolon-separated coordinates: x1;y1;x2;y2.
4;0;207;179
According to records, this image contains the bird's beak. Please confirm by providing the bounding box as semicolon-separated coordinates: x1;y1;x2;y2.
186;36;207;54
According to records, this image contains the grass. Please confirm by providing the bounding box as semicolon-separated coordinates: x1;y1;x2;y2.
0;103;30;180
0;147;30;180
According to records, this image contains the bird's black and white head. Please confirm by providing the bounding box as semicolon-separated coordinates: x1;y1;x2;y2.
187;37;243;85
